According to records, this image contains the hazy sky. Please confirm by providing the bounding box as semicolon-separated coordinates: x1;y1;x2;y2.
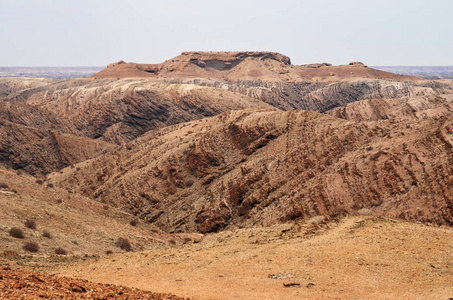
1;0;452;66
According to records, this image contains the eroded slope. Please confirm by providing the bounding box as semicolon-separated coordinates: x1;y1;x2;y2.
49;109;453;233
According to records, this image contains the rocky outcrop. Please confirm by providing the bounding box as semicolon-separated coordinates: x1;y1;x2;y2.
50;109;453;233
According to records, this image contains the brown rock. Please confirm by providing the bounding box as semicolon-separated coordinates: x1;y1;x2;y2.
0;266;186;299
70;283;86;293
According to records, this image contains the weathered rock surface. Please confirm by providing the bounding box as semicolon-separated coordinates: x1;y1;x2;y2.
50;109;453;233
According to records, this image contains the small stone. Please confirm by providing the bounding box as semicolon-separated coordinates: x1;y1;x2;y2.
70;283;86;293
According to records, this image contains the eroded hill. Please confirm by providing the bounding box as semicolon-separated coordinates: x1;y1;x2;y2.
49;109;453;233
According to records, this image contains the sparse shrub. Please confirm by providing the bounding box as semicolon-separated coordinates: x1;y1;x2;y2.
24;219;36;230
56;199;63;204
47;183;54;188
129;220;137;226
0;182;9;189
11;189;17;193
169;239;176;245
67;190;73;194
23;242;39;252
183;237;192;244
9;227;24;239
54;247;67;255
105;250;113;255
42;230;52;238
115;237;131;251
103;205;109;210
71;240;78;245
35;179;44;185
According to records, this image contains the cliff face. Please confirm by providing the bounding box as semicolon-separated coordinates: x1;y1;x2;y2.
49;109;453;233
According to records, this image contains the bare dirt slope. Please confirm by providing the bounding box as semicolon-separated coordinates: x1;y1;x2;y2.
46;216;453;300
49;109;453;233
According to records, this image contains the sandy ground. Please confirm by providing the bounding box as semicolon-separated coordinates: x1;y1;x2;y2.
42;216;452;300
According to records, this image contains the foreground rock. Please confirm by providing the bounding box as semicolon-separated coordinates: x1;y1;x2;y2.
0;266;186;299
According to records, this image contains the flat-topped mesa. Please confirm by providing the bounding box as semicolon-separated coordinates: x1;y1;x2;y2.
92;52;422;81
